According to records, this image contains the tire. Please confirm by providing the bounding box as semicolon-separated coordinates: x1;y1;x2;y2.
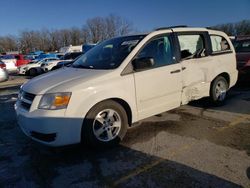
210;76;228;105
28;68;37;76
82;100;128;147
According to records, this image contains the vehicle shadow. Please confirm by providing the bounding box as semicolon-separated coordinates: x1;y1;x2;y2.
0;141;244;188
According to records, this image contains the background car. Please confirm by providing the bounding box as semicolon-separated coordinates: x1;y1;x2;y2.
0;60;6;69
41;52;82;72
14;54;32;67
35;53;59;61
0;55;17;73
52;45;95;70
18;58;59;76
233;39;250;82
0;62;9;82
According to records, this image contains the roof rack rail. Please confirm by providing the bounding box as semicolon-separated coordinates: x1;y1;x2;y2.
155;25;188;31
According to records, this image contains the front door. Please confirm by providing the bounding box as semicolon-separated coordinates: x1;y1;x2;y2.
133;34;183;120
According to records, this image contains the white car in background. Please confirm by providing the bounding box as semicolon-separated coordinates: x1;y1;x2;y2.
18;58;59;76
0;55;17;73
41;52;82;72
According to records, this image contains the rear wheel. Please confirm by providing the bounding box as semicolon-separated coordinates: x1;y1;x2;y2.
210;76;228;105
82;100;128;147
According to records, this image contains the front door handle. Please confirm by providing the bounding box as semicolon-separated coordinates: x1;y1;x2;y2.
170;69;181;74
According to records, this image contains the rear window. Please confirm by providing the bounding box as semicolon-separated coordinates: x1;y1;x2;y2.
233;40;250;53
210;35;231;53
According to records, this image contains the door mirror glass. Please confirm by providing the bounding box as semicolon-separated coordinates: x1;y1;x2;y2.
132;57;155;71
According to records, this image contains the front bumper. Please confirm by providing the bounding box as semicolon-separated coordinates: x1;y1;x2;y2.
15;101;83;146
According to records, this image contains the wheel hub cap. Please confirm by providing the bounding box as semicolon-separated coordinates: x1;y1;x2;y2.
93;109;121;142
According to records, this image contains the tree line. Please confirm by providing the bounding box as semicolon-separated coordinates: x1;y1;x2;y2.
211;20;250;36
0;15;133;53
1;18;250;54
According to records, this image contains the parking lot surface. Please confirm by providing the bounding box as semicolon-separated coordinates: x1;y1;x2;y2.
0;75;250;187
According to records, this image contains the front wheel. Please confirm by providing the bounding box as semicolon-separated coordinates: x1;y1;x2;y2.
82;100;128;147
210;76;229;105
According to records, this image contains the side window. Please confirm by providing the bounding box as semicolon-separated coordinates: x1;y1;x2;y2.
178;34;206;59
135;35;174;68
210;35;231;53
234;40;250;53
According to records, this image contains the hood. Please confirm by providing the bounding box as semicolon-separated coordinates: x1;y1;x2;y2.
22;67;111;95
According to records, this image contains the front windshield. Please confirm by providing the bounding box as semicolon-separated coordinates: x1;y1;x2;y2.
72;35;145;70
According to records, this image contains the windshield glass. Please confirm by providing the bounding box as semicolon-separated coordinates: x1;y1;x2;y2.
72;35;145;69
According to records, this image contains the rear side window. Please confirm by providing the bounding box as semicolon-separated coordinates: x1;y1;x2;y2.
178;34;206;59
234;40;250;53
210;35;231;53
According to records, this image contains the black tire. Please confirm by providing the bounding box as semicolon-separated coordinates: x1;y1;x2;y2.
210;76;229;106
82;100;128;147
28;68;37;76
51;67;57;71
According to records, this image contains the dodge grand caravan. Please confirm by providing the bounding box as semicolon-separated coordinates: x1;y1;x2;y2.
15;27;238;147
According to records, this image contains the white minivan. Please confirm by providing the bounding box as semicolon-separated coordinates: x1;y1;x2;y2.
15;27;238;147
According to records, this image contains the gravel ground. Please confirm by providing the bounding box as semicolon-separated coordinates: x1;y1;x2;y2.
0;76;250;188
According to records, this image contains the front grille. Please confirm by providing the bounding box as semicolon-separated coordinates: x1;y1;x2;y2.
20;101;31;110
23;92;35;101
19;90;36;111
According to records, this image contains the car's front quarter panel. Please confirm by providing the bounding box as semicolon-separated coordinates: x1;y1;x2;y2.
65;73;137;124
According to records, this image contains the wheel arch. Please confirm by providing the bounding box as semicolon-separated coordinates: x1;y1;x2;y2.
211;72;230;88
83;97;133;127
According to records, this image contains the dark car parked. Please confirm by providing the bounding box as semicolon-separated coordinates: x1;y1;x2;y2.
51;52;83;70
233;39;250;82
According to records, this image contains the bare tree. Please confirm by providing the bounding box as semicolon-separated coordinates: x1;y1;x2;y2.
86;17;106;43
212;20;250;36
85;15;133;43
0;35;18;52
0;15;134;53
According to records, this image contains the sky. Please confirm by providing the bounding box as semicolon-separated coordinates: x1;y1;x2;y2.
0;0;249;36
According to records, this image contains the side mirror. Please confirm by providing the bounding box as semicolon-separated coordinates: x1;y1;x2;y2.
132;57;155;71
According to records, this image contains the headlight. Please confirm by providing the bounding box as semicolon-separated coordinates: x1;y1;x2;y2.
38;92;71;110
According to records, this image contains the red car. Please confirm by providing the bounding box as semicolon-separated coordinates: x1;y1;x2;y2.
0;60;6;69
234;39;250;82
14;54;31;67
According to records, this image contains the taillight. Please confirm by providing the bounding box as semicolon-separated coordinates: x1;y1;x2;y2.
0;64;6;69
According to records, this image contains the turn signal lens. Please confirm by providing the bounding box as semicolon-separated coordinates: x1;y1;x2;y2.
38;92;71;110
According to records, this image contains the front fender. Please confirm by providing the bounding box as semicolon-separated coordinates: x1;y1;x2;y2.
65;74;138;123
